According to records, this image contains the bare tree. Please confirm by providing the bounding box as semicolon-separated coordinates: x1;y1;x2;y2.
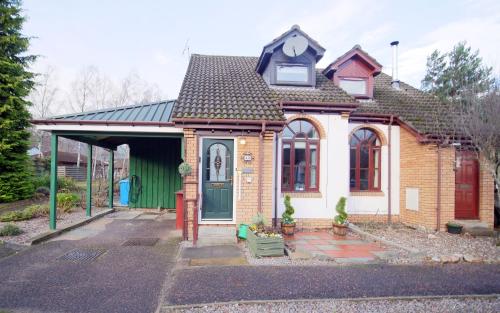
70;66;98;167
455;88;500;201
92;71;114;110
29;65;59;157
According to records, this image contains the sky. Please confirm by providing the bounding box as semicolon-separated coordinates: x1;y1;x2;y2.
23;0;500;111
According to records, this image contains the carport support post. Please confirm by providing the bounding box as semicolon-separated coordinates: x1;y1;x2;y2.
86;144;93;217
108;149;114;208
49;133;58;230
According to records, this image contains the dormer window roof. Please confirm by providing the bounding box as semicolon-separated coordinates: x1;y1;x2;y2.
323;45;382;99
256;25;325;74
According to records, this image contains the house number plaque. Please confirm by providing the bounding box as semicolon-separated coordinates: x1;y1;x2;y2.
242;152;253;163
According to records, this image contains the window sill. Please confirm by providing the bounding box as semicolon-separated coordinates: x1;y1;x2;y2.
350;191;385;197
281;192;322;198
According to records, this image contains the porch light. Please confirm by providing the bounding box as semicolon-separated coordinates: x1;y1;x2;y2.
239;137;246;145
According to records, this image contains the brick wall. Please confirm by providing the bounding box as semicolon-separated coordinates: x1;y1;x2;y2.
399;127;455;231
235;132;275;226
183;129;198;240
479;157;495;228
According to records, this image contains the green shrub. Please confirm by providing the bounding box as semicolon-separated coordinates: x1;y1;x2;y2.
0;224;23;236
58;177;79;191
33;174;50;189
0;210;32;222
333;197;348;225
25;204;50;217
282;195;295;225
33;175;80;192
56;192;80;212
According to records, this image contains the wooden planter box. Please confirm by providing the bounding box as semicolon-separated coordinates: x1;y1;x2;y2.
247;230;284;257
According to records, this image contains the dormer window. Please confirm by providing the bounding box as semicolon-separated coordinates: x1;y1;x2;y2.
339;78;368;96
323;45;382;99
276;64;309;85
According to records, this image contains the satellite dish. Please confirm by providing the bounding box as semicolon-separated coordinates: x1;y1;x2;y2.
283;35;308;57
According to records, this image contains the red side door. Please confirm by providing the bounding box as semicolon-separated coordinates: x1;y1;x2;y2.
455;151;479;219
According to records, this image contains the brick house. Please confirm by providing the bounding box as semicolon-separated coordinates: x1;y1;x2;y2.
33;25;494;241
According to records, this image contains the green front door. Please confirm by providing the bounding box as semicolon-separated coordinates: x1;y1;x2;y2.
202;139;234;219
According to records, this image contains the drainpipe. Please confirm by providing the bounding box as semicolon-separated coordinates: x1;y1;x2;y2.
388;115;393;224
273;132;279;227
258;122;266;213
437;145;442;231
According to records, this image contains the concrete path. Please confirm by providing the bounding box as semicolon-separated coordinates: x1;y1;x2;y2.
0;211;180;313
165;264;500;305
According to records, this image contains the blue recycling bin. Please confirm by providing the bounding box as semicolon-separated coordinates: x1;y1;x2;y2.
119;178;130;205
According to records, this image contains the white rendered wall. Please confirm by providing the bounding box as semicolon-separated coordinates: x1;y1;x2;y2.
276;116;400;219
277;114;350;219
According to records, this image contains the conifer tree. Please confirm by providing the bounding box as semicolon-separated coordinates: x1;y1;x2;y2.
0;0;36;202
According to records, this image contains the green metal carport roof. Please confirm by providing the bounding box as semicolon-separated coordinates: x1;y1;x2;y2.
49;99;176;125
31;100;182;150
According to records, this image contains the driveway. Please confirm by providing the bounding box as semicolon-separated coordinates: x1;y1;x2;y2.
0;211;180;313
165;264;500;306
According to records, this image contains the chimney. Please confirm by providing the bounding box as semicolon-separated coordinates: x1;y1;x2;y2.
390;40;400;89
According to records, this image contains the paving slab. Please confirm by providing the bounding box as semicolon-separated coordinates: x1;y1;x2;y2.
189;257;248;266
182;244;242;259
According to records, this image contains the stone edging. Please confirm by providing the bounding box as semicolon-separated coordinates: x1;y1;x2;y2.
160;294;500;311
29;209;115;245
348;223;421;255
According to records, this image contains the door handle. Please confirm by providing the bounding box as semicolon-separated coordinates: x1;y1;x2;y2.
229;176;233;186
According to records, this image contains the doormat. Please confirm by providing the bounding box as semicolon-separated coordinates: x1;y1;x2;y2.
122;238;159;246
59;248;107;262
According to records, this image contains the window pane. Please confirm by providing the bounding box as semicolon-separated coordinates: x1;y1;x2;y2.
360;169;369;190
350;169;356;188
294;142;306;191
360;146;369;168
282;144;291;188
208;143;227;181
277;65;308;83
350;147;356;167
288;120;300;134
283;126;294;139
340;79;367;95
282;166;290;188
309;144;317;188
283;144;290;165
372;149;380;189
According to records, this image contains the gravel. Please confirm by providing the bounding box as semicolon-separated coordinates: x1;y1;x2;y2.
356;222;500;264
163;296;500;313
0;207;105;245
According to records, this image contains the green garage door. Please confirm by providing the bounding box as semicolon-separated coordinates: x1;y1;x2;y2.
129;138;182;209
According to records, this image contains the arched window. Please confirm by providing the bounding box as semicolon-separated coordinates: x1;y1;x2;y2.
282;119;320;192
350;128;381;191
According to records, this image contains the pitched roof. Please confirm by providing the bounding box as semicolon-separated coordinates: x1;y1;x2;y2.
323;45;382;78
47;100;176;124
356;73;447;134
173;54;355;121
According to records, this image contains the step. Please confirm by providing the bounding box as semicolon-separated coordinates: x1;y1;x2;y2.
453;220;494;236
197;226;237;246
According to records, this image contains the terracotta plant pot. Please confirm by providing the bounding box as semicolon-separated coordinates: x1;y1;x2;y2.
332;223;348;236
281;223;296;236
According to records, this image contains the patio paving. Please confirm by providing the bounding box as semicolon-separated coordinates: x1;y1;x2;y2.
285;231;387;263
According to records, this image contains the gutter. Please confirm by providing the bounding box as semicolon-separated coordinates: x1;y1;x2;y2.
31;119;176;127
273;132;279;227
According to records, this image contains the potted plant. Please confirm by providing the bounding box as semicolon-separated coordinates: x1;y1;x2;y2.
332;197;348;236
446;221;463;234
247;213;284;257
281;195;296;236
178;162;192;177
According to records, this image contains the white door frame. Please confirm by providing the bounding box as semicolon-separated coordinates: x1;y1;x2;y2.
198;136;237;224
